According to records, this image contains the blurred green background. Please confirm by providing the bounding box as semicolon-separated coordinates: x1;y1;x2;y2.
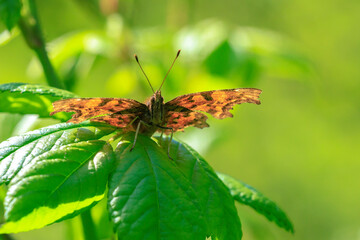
1;0;360;239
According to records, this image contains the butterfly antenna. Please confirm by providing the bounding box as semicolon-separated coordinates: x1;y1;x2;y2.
135;54;155;94
158;50;181;91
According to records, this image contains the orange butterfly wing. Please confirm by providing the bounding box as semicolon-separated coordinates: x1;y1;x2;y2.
163;88;261;132
51;98;148;128
161;106;209;133
165;88;261;119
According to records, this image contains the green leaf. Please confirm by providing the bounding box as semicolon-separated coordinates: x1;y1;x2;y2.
0;122;116;233
156;137;242;240
230;27;312;81
0;140;114;233
0;121;116;185
0;0;21;30
108;133;207;240
204;40;237;76
0;28;19;46
0;83;77;121
235;53;261;86
175;19;228;61
27;31;110;82
217;172;294;233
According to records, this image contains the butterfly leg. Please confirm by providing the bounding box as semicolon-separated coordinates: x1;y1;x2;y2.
130;120;153;151
156;125;174;160
130;120;142;152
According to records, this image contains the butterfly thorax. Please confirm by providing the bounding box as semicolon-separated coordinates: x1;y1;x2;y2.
147;90;165;125
132;90;165;136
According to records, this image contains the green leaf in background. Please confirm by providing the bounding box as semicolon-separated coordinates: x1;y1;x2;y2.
230;27;312;80
0;121;115;184
27;30;110;80
0;123;116;233
0;0;22;30
176;20;312;84
156;137;242;240
204;40;237;76
175;19;228;61
217;172;294;233
108;133;207;240
0;83;77;121
235;53;261;85
0;28;19;46
50;31;110;61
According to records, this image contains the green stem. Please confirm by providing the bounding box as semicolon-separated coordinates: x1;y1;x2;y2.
33;47;63;89
18;0;65;89
80;210;98;240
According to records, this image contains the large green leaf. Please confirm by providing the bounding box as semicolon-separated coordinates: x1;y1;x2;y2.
217;172;294;233
0;123;116;233
0;0;21;30
156;137;242;240
0;83;77;121
108;133;207;240
0;121;115;185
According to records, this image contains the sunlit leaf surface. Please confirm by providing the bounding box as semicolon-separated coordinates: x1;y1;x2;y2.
0;122;116;233
0;83;77;121
0;121;115;184
108;133;208;240
156;137;243;240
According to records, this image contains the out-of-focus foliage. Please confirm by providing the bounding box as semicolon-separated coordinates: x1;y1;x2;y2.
0;0;22;30
0;0;359;239
0;28;19;46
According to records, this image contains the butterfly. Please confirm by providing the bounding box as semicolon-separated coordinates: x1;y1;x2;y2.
50;50;262;158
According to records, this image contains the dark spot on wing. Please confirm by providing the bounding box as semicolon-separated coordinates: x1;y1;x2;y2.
98;99;112;107
207;108;217;115
201;92;213;101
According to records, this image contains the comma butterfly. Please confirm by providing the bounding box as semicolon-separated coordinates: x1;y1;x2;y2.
50;50;262;157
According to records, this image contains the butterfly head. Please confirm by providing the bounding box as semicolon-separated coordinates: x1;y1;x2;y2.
148;90;164;107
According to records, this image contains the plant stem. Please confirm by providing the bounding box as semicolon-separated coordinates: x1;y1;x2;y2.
32;47;63;88
80;210;98;240
18;0;65;89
